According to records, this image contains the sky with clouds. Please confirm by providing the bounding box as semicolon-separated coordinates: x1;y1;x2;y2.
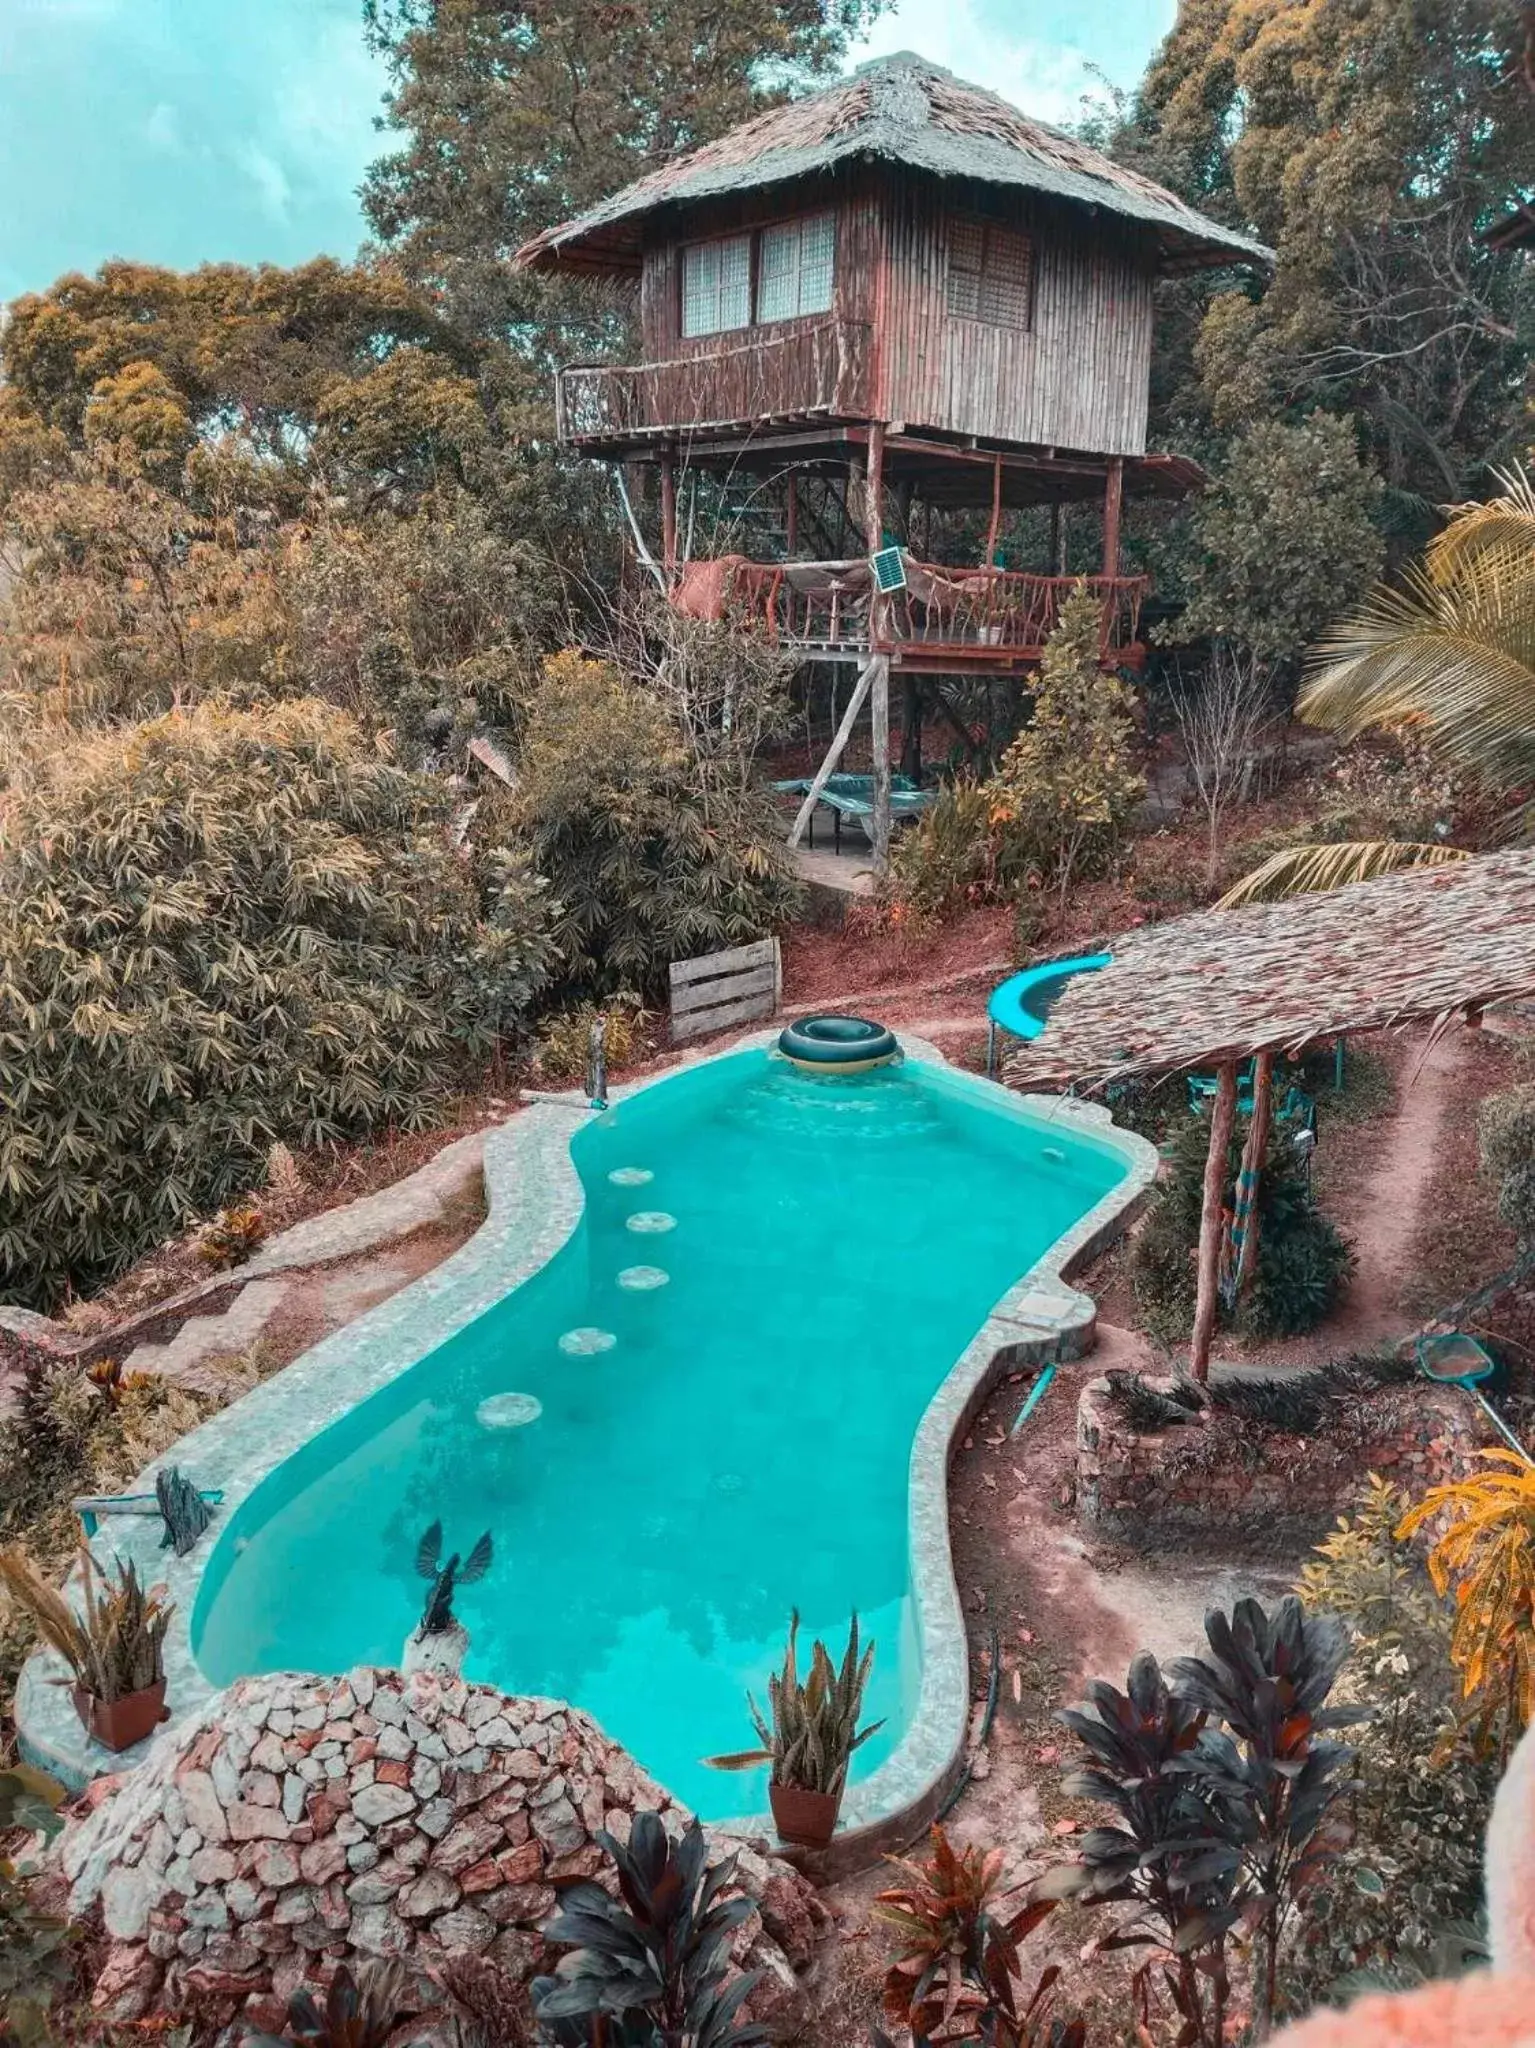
0;0;1177;304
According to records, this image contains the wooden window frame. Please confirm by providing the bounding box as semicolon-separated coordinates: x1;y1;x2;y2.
946;214;1034;332
680;231;752;339
755;212;836;324
677;211;838;340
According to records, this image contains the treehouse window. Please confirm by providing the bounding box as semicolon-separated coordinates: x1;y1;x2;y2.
946;218;1033;330
681;234;752;337
756;212;836;322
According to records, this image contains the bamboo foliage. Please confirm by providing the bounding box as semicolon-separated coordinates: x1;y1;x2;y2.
0;698;556;1309
1397;1450;1535;1758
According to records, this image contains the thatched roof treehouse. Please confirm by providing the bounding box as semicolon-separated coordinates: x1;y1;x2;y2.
517;54;1271;866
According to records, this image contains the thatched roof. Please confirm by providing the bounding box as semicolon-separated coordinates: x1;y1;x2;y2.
516;53;1273;276
1002;851;1535;1088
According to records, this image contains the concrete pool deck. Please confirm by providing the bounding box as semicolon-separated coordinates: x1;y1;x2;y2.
17;1031;1156;1871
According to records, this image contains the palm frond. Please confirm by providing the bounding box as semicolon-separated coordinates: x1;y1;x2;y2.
1217;840;1473;909
1426;467;1535;587
1299;472;1535;794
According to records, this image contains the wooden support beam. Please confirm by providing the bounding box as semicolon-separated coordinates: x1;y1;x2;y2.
785;475;797;555
984;451;1003;566
1233;1047;1274;1302
866;421;891;879
787;654;880;849
1102;455;1124;580
1191;1060;1238;1382
659;447;679;580
1049;502;1062;575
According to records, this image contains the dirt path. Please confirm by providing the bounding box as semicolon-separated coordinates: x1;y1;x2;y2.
1323;1029;1464;1349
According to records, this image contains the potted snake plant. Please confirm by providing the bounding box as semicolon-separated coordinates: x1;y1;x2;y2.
706;1610;882;1847
0;1546;173;1752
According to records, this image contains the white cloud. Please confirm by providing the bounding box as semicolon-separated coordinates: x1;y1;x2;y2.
847;0;1135;128
266;13;388;186
235;143;293;221
144;100;182;153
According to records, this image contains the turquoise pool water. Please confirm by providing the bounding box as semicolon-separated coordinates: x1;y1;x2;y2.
193;1051;1127;1819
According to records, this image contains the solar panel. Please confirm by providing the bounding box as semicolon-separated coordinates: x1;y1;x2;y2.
871;545;907;592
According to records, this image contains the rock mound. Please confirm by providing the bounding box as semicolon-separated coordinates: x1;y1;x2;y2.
58;1667;828;2033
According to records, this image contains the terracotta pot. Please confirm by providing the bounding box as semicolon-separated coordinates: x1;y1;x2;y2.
769;1781;840;1847
72;1679;168;1752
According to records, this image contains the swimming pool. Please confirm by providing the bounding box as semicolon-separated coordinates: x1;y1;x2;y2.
17;1034;1156;1841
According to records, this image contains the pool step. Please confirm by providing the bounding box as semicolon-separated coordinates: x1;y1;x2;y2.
124;1279;289;1388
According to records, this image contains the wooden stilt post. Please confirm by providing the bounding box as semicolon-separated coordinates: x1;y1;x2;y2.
787;655;879;849
871;654;891;874
660;446;678;581
1191;1060;1238;1383
1049;502;1062;575
1101;456;1124;580
984;452;1003;566
785;475;797;556
1234;1047;1274;1301
866;421;892;878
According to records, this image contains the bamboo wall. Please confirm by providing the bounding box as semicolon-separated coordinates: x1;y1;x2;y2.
876;175;1154;454
628;164;1155;455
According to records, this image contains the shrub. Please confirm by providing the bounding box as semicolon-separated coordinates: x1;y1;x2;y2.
1284;1477;1499;2003
886;778;1026;922
1131;1109;1353;1341
532;1811;764;2048
1045;1597;1359;2043
989;587;1144;909
0;699;555;1309
512;650;798;998
535;995;647;1085
195;1202;268;1270
873;1828;1081;2047
1479;1083;1535;1244
1399;1451;1535;1762
1169;414;1385;668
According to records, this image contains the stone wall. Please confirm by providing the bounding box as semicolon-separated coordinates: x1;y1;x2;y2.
1076;1376;1496;1541
57;1667;829;2035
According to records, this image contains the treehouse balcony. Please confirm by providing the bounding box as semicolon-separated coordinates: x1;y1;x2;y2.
555;318;874;450
671;557;1150;675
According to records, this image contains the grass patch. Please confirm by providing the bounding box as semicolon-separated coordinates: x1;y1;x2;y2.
1299;1040;1396;1126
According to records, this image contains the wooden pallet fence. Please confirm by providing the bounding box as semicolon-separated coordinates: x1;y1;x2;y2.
669;937;782;1044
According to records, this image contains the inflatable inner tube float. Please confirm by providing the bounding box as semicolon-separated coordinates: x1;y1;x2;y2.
778;1014;900;1074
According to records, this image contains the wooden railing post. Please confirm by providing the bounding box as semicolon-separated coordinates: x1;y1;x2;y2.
1191;1061;1238;1383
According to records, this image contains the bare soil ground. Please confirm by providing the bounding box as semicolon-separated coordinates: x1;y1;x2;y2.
804;1357;1307;2047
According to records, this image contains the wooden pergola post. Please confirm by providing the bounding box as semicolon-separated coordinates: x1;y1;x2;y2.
1191;1060;1239;1382
1233;1047;1274;1301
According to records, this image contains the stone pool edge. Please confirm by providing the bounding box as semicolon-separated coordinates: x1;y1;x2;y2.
17;1035;1157;1879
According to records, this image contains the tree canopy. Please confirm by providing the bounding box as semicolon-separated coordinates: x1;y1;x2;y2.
1116;0;1535;517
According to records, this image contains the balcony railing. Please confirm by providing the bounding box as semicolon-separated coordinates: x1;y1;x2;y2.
673;556;1148;665
555;319;874;444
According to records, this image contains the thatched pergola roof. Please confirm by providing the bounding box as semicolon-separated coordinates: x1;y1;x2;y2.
516;53;1273;276
1003;852;1535;1089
